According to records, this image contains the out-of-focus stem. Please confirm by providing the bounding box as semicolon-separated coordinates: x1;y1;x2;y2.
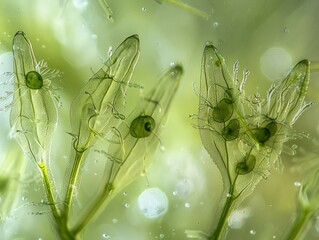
284;207;312;240
38;162;76;240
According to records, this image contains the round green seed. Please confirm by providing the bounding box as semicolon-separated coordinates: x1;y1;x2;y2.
221;119;240;141
25;71;43;89
236;154;256;175
130;115;156;138
213;99;233;123
255;128;271;144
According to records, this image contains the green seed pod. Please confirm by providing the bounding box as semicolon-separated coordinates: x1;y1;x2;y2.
213;99;233;123
255;122;277;144
221;119;240;141
255;127;271;144
224;88;235;103
25;71;43;89
130;115;155;138
236;154;256;175
266;121;277;137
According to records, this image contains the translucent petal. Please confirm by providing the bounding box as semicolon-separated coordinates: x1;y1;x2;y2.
108;65;182;191
267;60;310;124
70;35;140;151
10;31;58;163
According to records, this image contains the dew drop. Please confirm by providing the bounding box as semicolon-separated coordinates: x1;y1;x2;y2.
284;27;289;34
250;229;256;235
22;196;28;201
142;7;147;11
294;181;301;187
172;191;177;196
112;218;118;224
123;191;128;196
185;202;191;208
125;203;130;208
159;233;165;238
102;233;110;239
213;22;219;28
226;193;232;198
138;188;168;219
108;46;113;57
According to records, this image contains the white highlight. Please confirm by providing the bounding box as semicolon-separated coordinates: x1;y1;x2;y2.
138;188;168;219
260;47;292;81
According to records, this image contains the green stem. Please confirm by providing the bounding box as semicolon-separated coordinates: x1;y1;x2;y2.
38;162;75;240
209;172;240;240
209;188;236;240
71;182;114;235
64;150;85;221
284;207;312;240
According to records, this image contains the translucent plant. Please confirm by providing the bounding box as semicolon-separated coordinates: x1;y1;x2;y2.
0;144;24;222
8;31;182;239
283;155;319;240
196;44;312;239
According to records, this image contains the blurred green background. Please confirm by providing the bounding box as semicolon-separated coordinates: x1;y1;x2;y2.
0;0;319;239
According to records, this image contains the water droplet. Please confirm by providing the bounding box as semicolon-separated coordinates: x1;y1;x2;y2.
138;188;168;219
226;193;232;198
142;7;147;11
108;47;113;57
159;233;165;238
272;235;276;239
125;203;130;208
213;22;219;28
185;202;190;208
172;191;177;196
294;181;301;187
160;145;166;152
41;44;46;48
112;218;118;224
250;229;256;235
284;27;289;34
123;191;128;196
22;196;28;201
102;233;110;239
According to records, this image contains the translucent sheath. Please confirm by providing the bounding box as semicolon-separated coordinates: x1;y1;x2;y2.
106;65;183;192
10;31;58;164
70;34;140;152
198;44;311;240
